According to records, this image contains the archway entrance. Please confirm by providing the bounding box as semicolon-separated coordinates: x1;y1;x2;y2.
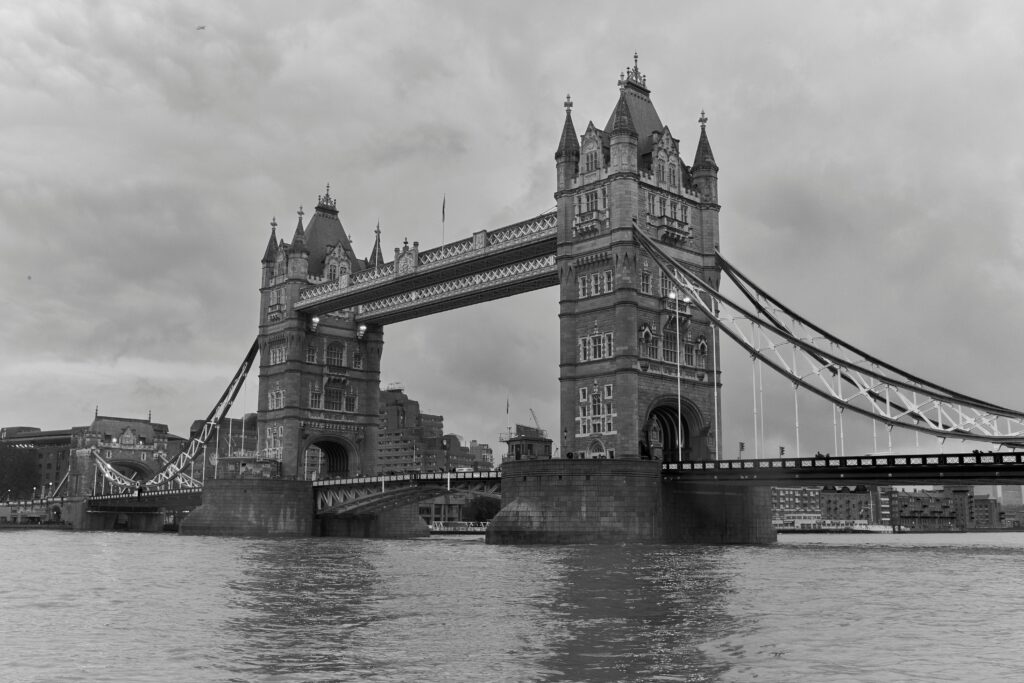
642;404;690;463
303;440;352;479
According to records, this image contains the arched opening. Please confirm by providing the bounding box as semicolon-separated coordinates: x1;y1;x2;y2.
642;403;691;463
302;439;352;479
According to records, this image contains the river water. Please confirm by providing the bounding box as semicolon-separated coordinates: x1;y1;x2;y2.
2;530;1023;682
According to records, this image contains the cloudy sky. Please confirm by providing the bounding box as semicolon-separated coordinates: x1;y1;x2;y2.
2;1;1022;458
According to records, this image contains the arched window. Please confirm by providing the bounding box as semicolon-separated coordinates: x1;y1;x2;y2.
329;264;338;280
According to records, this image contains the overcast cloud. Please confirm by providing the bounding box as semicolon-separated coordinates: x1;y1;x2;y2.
2;1;1022;457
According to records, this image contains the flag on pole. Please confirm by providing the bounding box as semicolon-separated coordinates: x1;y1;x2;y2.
506;395;509;414
442;194;446;223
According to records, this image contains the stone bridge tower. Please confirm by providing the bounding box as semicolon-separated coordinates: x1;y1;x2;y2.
554;55;722;465
257;188;385;480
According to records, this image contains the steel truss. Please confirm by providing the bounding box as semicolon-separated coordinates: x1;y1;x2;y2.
90;338;260;493
315;473;501;515
634;230;1024;447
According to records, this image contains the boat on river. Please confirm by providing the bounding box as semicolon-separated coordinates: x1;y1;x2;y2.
428;521;489;535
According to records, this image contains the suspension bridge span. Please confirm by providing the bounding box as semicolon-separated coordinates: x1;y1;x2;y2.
58;56;1023;541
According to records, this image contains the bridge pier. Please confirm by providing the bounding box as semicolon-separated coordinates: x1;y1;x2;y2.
486;460;663;544
486;460;775;545
319;505;429;539
179;479;313;537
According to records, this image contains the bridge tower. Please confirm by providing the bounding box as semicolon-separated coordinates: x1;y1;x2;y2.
487;56;756;545
256;187;385;480
554;55;721;464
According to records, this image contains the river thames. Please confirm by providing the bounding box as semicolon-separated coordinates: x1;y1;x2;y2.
2;530;1023;682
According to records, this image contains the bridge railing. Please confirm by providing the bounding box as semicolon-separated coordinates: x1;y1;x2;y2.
312;471;501;488
664;452;1023;472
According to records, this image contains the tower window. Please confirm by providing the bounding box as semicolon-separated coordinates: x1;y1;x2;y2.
641;270;652;295
309;384;322;409
268;343;286;365
305;345;318;364
326;343;345;368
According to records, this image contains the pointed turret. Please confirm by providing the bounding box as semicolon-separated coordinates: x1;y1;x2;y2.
555;94;580;160
692;111;718;173
692;111;719;204
609;92;638;138
555;95;580;192
290;206;308;254
368;221;384;269
262;217;279;263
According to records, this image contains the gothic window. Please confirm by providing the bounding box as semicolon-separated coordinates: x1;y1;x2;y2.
641;270;652;295
578;387;588;403
659;197;667;216
647;193;655;216
326;342;345;368
640;324;657;359
578;331;613;362
680;204;689;224
670;201;677;220
585;191;598;213
590;272;601;295
268;342;286;365
600;187;607;210
660;271;673;297
663;324;678;364
325;381;345;411
309;383;322;409
603;270;613;293
669;163;677;187
585;149;600;172
305;345;318;364
268;388;285;410
329;264;338;280
344;394;357;412
353;350;363;370
578;275;590;299
656;161;665;183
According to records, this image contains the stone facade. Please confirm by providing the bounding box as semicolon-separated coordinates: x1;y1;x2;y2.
257;189;385;480
554;57;722;465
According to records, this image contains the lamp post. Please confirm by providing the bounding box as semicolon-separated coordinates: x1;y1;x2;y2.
669;291;683;463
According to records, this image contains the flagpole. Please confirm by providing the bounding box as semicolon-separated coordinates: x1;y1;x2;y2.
441;194;446;252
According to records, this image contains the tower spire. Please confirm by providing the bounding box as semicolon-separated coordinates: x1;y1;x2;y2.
692;110;718;173
555;93;580;160
261;217;278;263
290;206;308;254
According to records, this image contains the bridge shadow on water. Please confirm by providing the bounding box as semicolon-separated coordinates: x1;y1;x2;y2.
218;538;741;682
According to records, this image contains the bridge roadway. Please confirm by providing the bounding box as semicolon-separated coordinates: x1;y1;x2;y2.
78;451;1024;522
664;451;1024;485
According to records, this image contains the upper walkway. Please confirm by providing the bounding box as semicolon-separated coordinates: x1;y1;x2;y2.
294;211;557;323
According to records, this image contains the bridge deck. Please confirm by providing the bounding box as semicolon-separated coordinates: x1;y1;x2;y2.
665;452;1024;485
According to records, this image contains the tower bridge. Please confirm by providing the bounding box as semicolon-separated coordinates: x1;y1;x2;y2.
60;56;1024;543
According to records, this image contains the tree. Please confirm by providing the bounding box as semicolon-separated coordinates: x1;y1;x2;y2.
0;445;39;499
461;496;501;522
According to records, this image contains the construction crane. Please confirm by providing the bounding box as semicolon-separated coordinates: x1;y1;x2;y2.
529;408;542;432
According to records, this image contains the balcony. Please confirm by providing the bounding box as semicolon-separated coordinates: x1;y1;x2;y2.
573;209;609;237
647;214;692;245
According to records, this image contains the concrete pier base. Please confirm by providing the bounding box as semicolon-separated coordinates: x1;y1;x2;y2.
486;460;663;544
486;460;777;545
179;479;313;537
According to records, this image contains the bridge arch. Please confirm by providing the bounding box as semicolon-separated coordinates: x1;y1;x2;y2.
643;396;707;463
302;434;358;479
108;460;156;481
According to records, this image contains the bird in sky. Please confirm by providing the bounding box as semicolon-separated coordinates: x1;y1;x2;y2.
196;25;206;30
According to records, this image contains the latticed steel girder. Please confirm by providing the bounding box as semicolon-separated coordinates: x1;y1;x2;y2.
295;211;558;317
634;230;1024;447
315;475;501;516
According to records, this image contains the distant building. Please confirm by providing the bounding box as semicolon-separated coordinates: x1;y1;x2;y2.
971;494;1001;529
891;487;971;531
1;413;186;498
376;386;444;474
467;440;495;470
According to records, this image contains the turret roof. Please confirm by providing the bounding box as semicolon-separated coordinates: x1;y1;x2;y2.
555;94;580;159
692;111;718;172
604;54;663;156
